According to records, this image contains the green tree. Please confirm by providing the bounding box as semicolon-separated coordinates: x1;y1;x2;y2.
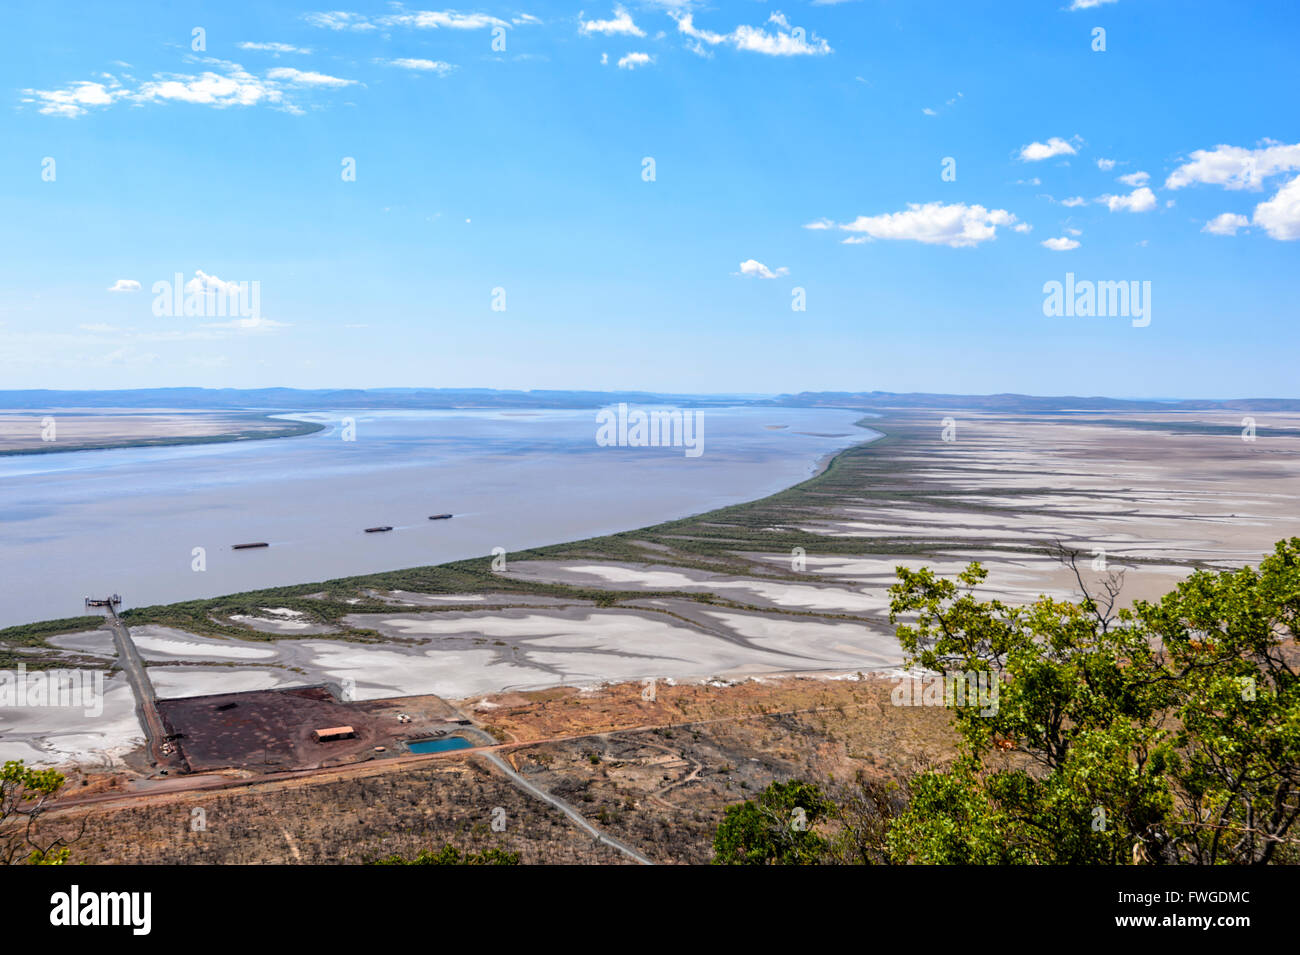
1;760;76;865
883;539;1300;865
712;780;833;865
1134;538;1300;863
883;551;1177;863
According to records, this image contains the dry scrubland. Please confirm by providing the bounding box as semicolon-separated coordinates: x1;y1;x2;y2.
45;676;956;864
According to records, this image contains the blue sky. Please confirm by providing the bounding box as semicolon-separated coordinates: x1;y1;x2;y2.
1;0;1296;397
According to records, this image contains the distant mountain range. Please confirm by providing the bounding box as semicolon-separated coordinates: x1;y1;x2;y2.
765;391;1300;412
1;388;1298;413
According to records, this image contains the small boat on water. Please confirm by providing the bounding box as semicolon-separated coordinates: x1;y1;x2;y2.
428;513;454;520
232;542;269;550
364;526;393;533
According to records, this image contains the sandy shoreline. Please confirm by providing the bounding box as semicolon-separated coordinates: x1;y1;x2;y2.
0;410;324;456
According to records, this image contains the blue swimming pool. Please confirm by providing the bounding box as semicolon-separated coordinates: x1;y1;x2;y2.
406;737;472;754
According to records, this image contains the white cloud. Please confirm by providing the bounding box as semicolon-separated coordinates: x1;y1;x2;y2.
1098;186;1157;213
1019;137;1078;162
1096;158;1117;171
617;52;654;69
21;79;128;117
1253;175;1300;240
381;58;454;74
304;8;512;31
812;201;1019;248
736;259;789;279
1042;236;1080;251
24;61;358;117
1117;170;1150;186
1013;223;1033;233
922;107;937;116
238;42;311;54
1069;0;1118;9
385;10;508;29
672;11;832;56
303;11;376;30
600;52;609;65
265;67;356;87
305;8;509;31
1065;227;1082;236
580;6;645;37
1060;197;1087;207
513;14;541;25
185;271;241;295
1202;213;1250;236
137;68;281;107
106;279;141;292
1166;142;1300;190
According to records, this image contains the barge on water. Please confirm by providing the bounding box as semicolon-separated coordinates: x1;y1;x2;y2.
364;526;393;533
232;542;270;550
428;513;453;520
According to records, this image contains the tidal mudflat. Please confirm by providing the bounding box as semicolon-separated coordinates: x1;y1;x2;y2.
7;408;1298;770
0;410;321;455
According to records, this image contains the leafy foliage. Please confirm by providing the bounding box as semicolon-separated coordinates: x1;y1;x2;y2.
884;539;1300;864
1;760;77;865
712;780;834;865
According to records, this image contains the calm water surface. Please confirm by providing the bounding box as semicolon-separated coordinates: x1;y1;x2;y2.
0;407;875;627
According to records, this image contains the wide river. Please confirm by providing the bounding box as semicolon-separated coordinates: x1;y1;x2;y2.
1;407;875;627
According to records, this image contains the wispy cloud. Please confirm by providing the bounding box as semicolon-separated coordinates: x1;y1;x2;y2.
304;7;513;31
22;59;356;117
265;67;356;87
379;58;455;74
672;10;832;56
238;42;312;54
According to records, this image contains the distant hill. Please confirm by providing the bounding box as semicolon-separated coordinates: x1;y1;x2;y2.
0;387;1297;413
762;391;1300;413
